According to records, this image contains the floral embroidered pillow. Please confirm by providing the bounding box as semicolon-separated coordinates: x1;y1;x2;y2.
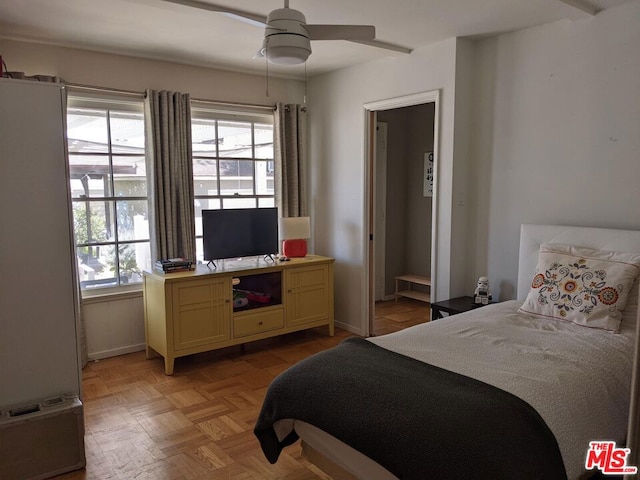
518;243;640;332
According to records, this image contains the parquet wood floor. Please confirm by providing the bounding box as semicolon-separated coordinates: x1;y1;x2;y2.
51;328;349;480
52;299;427;480
372;297;431;336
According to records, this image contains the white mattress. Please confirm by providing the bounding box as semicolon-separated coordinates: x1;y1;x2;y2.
296;301;635;480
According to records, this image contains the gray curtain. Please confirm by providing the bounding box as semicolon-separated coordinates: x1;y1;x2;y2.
274;103;308;217
145;90;196;262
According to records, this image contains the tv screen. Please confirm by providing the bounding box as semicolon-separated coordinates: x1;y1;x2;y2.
202;208;279;261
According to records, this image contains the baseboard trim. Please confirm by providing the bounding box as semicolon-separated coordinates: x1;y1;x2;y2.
335;320;362;336
88;343;146;361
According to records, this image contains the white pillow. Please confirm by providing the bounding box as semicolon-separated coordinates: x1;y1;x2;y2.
518;243;640;332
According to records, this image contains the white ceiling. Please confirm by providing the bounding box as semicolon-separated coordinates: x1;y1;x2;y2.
0;0;633;79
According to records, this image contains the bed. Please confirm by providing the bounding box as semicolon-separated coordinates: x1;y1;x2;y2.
254;224;640;480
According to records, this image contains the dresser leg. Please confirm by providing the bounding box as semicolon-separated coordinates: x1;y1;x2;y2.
164;357;175;376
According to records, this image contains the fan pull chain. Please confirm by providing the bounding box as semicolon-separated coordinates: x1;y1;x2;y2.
265;39;270;98
303;61;307;104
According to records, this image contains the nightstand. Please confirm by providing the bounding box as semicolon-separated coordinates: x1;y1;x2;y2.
430;296;492;321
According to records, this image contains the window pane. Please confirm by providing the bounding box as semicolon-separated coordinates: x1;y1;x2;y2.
192;119;217;157
195;198;221;212
116;200;149;241
72;200;115;244
68;155;112;198
190;111;274;264
218;121;252;158
109;112;145;154
193;159;218;195
118;242;150;285
76;244;117;289
113;156;147;196
220;160;254;195
255;123;274;159
258;198;275;208
255;160;274;195
222;198;257;209
67;110;108;153
69;100;147;292
194;199;220;237
195;238;204;264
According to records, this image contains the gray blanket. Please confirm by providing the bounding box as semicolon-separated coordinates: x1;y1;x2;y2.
254;337;567;480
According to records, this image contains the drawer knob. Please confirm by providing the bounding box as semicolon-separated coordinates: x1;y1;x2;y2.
258;321;263;325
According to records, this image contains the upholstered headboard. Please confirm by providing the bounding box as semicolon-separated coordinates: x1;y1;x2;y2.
517;224;640;300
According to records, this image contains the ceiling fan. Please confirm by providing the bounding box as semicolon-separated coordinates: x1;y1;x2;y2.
161;0;412;65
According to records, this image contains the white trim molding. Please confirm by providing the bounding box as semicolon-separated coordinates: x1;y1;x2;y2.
362;89;441;337
364;90;440;113
556;0;599;16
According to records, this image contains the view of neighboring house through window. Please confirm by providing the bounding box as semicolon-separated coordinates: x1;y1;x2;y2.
191;108;275;263
67;95;150;292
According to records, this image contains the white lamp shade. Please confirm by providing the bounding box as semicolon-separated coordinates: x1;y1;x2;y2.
279;216;311;240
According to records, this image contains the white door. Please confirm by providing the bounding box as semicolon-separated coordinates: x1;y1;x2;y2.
374;122;388;301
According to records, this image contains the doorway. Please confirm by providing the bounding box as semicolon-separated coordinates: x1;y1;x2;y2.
363;90;440;337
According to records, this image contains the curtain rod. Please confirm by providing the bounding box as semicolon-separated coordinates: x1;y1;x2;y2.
66;83;143;98
66;82;275;111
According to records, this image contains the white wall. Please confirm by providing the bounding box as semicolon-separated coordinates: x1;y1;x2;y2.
403;104;435;281
0;39;304;105
308;1;640;332
378;109;410;296
468;2;640;301
308;38;466;333
0;38;305;359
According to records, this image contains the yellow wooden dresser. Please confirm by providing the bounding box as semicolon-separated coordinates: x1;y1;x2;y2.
143;255;335;374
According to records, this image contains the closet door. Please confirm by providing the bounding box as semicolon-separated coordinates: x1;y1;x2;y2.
0;79;81;407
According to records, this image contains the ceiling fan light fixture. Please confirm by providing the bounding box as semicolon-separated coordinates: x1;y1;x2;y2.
262;34;311;65
162;1;412;67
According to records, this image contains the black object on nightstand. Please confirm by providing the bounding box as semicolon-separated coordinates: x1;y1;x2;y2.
430;296;493;321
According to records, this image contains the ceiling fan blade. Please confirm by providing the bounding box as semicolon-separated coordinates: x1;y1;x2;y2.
160;0;268;27
348;39;412;54
306;24;375;41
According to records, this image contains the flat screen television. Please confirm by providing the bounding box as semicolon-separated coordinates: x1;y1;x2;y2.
202;207;279;262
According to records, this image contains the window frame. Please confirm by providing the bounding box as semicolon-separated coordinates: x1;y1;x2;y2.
67;93;150;297
191;105;275;264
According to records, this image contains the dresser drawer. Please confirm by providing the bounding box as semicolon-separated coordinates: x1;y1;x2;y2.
234;308;284;337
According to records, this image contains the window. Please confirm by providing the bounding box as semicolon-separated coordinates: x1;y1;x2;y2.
67;95;150;292
191;108;275;263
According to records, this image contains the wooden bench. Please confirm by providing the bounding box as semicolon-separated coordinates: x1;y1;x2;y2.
394;275;431;303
